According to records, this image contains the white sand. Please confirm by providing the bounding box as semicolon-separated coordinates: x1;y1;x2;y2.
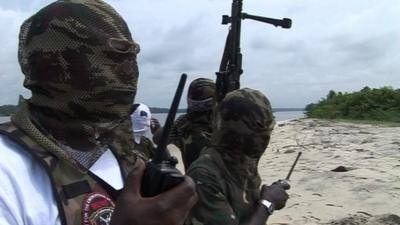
170;118;400;224
263;119;400;225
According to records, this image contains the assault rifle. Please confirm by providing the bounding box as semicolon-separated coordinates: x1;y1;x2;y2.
141;74;187;197
216;0;292;102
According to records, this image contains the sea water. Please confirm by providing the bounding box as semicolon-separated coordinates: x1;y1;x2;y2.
0;111;304;126
152;111;304;125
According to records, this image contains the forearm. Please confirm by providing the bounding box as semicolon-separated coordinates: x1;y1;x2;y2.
152;128;162;145
152;128;175;145
241;204;269;225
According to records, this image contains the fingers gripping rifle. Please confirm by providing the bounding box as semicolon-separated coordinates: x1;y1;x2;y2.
141;74;187;197
216;0;292;102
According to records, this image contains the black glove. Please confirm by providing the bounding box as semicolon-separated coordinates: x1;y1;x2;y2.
271;179;291;190
260;184;289;210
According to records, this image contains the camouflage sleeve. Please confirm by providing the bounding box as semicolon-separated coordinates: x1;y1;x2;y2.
149;141;158;159
181;132;211;171
134;137;156;160
187;167;239;225
168;115;186;151
143;137;157;159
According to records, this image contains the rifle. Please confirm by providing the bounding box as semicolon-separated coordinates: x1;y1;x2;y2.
216;0;292;102
141;74;187;197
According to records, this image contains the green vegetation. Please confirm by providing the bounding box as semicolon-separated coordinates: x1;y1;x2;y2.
0;105;17;116
305;86;400;123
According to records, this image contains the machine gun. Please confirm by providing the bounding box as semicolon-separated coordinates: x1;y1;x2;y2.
141;74;187;197
216;0;292;102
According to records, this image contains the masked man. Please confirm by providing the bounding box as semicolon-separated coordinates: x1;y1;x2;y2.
131;103;157;159
0;1;196;225
186;88;289;225
153;78;215;171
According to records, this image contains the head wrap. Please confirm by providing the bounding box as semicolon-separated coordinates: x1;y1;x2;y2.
187;78;215;112
12;0;139;168
131;103;151;144
212;88;275;188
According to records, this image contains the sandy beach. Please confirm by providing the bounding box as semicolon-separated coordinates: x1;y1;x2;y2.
262;118;400;225
171;118;400;225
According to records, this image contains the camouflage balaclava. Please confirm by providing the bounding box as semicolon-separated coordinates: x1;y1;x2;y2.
212;88;275;189
187;78;215;113
12;0;139;167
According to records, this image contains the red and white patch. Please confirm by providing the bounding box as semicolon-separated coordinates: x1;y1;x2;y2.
82;193;115;225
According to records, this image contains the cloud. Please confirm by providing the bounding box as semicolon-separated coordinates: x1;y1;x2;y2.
0;7;33;105
0;0;399;108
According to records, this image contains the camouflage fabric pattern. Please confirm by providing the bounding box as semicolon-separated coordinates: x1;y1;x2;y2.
133;136;157;160
5;1;140;224
187;78;215;112
0;122;139;225
170;113;212;170
15;0;139;154
186;148;260;225
186;88;275;225
212;88;275;188
167;78;215;170
19;0;138;122
212;88;275;157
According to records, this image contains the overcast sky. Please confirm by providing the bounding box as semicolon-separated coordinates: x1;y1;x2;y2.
0;0;399;108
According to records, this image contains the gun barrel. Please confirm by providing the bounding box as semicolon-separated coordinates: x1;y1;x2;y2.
285;152;302;180
243;13;292;29
154;74;187;163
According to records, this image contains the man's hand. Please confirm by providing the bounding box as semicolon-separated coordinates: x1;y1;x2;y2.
271;179;291;190
150;118;161;135
110;160;198;225
260;183;289;210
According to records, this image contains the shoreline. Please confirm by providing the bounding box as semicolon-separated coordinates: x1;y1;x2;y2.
2;115;399;224
170;118;400;224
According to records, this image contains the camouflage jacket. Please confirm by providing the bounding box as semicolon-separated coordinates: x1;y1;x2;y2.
7;0;140;223
186;148;260;225
0;121;137;225
169;112;212;171
134;136;156;160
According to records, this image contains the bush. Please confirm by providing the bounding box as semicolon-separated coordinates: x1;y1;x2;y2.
305;87;400;123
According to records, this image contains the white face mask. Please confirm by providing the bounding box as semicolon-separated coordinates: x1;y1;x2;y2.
131;103;151;144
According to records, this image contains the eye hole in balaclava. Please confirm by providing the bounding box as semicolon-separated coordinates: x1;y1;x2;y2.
140;110;148;117
108;37;140;54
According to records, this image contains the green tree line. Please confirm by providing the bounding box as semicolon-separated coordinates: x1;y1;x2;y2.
305;86;400;122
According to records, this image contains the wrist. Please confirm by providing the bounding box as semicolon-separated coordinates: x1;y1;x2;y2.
251;203;270;223
259;199;274;215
